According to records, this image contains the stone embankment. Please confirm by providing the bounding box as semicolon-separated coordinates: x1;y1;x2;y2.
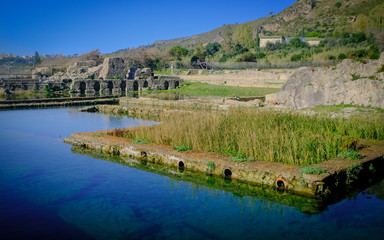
72;145;328;214
181;69;294;88
0;96;119;110
64;129;384;199
268;53;384;109
80;104;165;120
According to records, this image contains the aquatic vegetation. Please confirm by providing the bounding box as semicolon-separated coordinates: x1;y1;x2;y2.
207;161;215;171
346;163;363;184
121;108;384;166
337;149;362;160
299;167;326;175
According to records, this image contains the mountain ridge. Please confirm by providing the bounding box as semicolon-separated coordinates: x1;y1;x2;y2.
115;0;383;54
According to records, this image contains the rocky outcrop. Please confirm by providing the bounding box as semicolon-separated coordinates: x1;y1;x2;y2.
134;68;153;79
99;57;126;79
271;53;384;109
32;67;50;79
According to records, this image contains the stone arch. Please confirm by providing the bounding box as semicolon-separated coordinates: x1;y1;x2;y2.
107;81;113;92
143;80;148;88
120;81;126;92
164;81;169;90
175;81;179;88
94;81;100;92
80;82;86;94
133;81;139;91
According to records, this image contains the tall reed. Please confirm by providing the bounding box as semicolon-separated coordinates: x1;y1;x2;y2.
121;108;384;166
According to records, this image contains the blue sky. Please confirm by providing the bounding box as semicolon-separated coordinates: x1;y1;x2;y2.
0;0;296;56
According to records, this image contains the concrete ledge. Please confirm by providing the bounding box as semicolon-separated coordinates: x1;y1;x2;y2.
63;129;384;199
0;98;119;110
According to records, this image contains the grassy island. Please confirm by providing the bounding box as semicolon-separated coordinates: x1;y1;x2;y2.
111;108;384;166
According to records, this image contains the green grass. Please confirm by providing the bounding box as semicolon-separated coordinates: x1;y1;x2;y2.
207;161;215;171
132;139;149;144
378;65;384;73
168;81;280;97
299;166;326;175
174;144;191;152
122;108;384;166
92;134;103;137
153;68;172;75
232;153;253;162
338;149;362;160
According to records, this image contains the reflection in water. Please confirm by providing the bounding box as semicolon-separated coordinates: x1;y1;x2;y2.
366;179;384;200
71;146;328;215
0;108;384;240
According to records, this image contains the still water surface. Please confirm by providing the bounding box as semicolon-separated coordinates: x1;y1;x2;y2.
0;108;383;240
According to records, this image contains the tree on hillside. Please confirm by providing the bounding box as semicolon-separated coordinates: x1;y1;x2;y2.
368;3;384;51
288;37;309;48
205;42;221;56
369;3;384;29
79;49;102;63
193;44;206;60
221;25;234;54
353;14;370;33
34;51;41;65
235;24;254;49
168;46;189;60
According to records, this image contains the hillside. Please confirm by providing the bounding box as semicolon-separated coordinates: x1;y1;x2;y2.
117;0;383;52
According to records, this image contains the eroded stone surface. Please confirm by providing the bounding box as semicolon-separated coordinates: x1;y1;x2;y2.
271;53;384;109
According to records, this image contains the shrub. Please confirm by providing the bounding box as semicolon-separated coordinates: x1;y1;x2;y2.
205;42;221;56
207;161;215;171
256;52;266;59
352;49;368;58
289;37;309;48
369;45;380;59
335;2;342;8
291;53;303;62
219;55;229;62
306;31;323;38
338;53;347;60
329;55;336;60
232;153;253;162
351;32;367;43
378;65;384;73
338;149;362;160
299;166;326;175
174;144;191;152
314;48;323;54
238;52;257;62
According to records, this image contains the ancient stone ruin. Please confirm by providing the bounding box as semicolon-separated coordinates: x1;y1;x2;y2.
0;57;182;95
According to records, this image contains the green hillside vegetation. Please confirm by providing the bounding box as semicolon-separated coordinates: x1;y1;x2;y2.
108;0;383;70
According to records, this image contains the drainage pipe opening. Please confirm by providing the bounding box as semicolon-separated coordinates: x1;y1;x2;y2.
275;177;287;189
178;161;185;169
224;169;232;178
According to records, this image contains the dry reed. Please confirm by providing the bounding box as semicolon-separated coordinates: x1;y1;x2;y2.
119;108;384;166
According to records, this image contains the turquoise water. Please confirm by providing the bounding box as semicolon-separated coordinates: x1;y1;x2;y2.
0;108;384;240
